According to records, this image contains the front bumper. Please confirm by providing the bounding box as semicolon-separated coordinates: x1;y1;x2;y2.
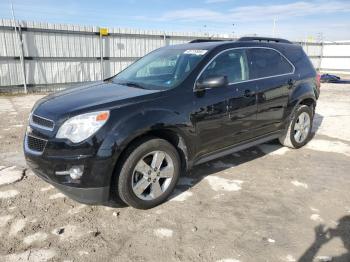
26;154;111;205
24;132;117;205
34;167;109;204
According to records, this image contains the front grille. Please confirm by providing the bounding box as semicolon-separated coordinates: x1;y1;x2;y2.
31;114;54;130
27;135;47;153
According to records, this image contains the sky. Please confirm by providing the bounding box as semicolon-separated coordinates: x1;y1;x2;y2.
0;0;350;41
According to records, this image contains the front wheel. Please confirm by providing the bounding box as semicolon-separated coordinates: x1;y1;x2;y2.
279;105;313;149
117;138;180;209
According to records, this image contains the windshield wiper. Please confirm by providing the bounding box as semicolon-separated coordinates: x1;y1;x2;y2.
119;81;146;89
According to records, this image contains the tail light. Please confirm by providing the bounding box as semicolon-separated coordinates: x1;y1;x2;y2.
316;73;321;88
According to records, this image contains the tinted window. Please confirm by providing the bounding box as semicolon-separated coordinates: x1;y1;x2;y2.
199;49;249;83
247;48;293;79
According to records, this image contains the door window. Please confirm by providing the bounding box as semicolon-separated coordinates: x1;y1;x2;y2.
199;49;249;84
247;48;294;79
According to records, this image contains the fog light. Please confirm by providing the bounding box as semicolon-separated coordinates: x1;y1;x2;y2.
56;165;84;180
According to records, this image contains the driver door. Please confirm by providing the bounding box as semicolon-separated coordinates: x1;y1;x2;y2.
192;48;258;157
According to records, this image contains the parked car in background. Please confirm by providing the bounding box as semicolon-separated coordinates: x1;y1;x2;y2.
24;37;320;209
320;73;341;83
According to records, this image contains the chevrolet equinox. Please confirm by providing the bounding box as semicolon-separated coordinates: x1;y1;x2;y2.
24;37;320;209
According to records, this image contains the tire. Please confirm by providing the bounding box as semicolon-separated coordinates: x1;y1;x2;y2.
279;105;313;149
117;137;181;209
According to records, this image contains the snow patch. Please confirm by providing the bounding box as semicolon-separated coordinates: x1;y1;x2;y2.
310;214;324;222
213;193;225;199
0;190;19;199
291;180;308;189
23;232;48;245
268;238;276;243
78;250;89;256
259;144;290;155
0;166;23;186
9;218;27;236
306;139;350;157
313;103;350;142
316;255;332;262
40;185;54;192
0;215;14;227
49;193;65;200
170;191;193;202
285;255;296;262
310;207;319;212
154;228;173;238
3;249;56;262
205;176;243;192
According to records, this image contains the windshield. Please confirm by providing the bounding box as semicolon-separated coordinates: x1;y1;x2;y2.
112;48;207;90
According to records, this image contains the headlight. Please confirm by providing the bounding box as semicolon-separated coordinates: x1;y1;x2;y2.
56;111;109;143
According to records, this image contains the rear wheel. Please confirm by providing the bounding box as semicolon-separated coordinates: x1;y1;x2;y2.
279;105;313;148
117;138;180;209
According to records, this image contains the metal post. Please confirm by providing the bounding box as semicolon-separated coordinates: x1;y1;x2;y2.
10;1;27;93
319;41;324;72
163;32;167;46
99;32;104;80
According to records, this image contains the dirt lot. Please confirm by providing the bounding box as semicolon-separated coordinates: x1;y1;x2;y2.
0;83;350;262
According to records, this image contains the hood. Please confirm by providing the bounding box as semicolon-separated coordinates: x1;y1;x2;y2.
33;81;161;120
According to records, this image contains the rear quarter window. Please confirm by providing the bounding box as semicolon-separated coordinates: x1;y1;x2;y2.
247;48;294;79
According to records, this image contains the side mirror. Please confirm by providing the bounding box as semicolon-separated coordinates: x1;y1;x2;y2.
195;76;228;90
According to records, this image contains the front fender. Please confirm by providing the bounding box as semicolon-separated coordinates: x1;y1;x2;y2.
98;107;193;166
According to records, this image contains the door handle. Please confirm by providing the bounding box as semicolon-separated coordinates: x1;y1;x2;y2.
244;89;255;97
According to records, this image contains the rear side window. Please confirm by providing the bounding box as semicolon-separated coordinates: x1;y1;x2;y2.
247;48;294;79
199;49;249;83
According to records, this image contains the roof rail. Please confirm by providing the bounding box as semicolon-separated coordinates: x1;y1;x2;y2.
237;37;292;44
189;39;228;43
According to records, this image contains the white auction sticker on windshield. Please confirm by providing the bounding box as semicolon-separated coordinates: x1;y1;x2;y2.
184;50;208;55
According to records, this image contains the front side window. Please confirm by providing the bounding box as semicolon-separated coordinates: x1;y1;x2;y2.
247;48;294;79
199;49;249;84
113;48;206;90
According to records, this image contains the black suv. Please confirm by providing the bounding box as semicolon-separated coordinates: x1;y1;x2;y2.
24;37;320;209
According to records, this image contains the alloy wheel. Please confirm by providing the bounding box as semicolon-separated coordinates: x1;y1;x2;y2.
131;151;174;201
294;112;311;143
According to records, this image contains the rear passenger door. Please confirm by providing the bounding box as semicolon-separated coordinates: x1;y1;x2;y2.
246;48;295;135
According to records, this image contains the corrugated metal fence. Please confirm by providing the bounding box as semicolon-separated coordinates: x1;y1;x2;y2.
0;19;349;93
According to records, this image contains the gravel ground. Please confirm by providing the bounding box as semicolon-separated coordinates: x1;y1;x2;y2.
0;83;350;262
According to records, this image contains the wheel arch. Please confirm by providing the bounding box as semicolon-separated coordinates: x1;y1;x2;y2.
107;128;191;204
287;81;317;116
111;128;190;180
